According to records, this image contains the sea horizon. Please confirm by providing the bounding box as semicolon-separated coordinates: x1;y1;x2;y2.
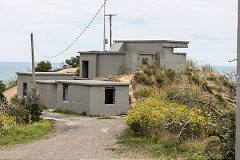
0;62;237;82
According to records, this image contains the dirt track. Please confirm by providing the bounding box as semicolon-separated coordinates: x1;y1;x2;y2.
0;111;128;160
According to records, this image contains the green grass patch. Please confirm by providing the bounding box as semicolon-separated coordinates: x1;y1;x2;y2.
89;114;115;119
52;109;87;116
116;130;208;159
0;120;54;148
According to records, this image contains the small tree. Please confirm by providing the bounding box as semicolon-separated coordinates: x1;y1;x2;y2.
65;56;79;68
35;61;52;72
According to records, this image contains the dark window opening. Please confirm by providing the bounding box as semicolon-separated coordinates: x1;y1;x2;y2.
63;84;68;101
142;58;149;65
105;88;115;104
23;83;27;96
82;61;89;78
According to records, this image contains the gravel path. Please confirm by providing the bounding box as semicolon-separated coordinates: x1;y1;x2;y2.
0;111;128;160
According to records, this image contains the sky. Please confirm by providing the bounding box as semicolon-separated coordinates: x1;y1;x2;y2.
0;0;238;66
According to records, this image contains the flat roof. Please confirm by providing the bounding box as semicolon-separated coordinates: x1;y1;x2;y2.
55;80;130;86
36;80;56;84
78;51;126;54
113;40;189;44
16;72;74;76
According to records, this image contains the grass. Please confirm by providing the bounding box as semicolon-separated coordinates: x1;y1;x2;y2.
89;114;116;119
116;130;209;159
0;120;54;148
52;109;87;116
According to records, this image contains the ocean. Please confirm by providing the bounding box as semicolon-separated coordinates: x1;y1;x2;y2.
0;62;237;82
0;62;61;82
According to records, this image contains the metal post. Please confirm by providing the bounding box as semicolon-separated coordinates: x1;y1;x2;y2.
31;33;36;88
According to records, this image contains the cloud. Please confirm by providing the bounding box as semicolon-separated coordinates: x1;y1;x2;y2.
0;0;237;66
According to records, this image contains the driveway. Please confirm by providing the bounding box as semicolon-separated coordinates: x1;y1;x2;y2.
0;111;127;160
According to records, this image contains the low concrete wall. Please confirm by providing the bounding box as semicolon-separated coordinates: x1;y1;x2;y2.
37;83;57;108
17;72;74;97
57;84;91;114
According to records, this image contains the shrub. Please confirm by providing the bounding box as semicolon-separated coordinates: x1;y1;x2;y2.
188;76;201;86
201;64;214;73
126;94;213;138
155;75;164;84
35;61;52;72
165;69;176;82
134;72;146;84
0;110;16;135
10;89;43;124
143;68;152;76
135;87;152;99
117;63;127;75
75;66;79;76
0;81;6;104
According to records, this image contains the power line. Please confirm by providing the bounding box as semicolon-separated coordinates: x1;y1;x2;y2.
35;0;108;59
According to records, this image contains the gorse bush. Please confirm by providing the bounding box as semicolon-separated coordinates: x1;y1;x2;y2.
126;93;213;139
0;81;6;104
35;61;52;72
0;110;16;135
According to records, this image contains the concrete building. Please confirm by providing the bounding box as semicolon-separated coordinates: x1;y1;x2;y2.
17;72;130;116
79;40;189;79
17;72;74;97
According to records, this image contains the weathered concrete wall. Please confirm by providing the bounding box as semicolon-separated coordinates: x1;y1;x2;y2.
37;83;57;108
80;53;125;78
97;54;125;78
17;73;74;97
160;47;186;70
56;84;91;114
89;85;129;116
79;54;97;79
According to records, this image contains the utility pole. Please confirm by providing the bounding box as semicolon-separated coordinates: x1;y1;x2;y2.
105;14;117;48
31;33;36;88
103;0;106;51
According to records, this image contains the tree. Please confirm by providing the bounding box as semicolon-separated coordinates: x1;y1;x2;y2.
35;61;52;72
0;80;6;104
65;56;79;68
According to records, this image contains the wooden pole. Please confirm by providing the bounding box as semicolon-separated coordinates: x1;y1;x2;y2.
31;33;36;88
105;14;117;48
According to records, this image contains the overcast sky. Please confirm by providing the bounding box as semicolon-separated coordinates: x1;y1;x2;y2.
0;0;237;66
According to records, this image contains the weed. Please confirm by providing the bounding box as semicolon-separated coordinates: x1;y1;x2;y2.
155;75;164;85
165;69;176;81
52;109;87;116
0;120;53;147
143;68;152;76
188;76;201;86
118;63;127;75
133;72;146;84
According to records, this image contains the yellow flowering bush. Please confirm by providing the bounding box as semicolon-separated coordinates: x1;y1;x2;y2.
0;110;16;135
126;93;213;139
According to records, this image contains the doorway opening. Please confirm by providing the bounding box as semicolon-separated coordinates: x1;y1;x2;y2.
82;61;89;78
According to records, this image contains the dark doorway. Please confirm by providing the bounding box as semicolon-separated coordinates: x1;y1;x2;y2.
63;84;68;101
105;88;115;104
82;61;89;78
23;83;27;96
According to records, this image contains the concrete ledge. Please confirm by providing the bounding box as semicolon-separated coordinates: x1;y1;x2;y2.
16;72;74;76
55;80;131;86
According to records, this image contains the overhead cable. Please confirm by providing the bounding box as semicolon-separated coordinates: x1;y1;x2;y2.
35;0;108;58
